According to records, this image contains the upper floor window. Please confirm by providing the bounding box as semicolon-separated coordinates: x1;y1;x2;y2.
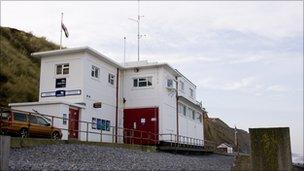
56;63;69;75
182;105;187;116
190;88;194;98
133;77;152;88
91;65;100;78
180;81;184;90
192;110;195;120
108;73;115;85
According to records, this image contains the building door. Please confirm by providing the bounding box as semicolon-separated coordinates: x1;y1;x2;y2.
123;107;159;145
68;108;79;139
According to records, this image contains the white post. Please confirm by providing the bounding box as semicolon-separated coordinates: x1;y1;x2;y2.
123;37;126;66
60;12;63;49
137;0;140;61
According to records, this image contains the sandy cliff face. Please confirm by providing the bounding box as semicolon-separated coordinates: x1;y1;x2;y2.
204;116;251;154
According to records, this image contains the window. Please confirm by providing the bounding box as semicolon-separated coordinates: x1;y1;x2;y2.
56;63;69;75
91;65;100;78
0;112;10;120
93;118;110;131
37;116;48;125
192;110;195;120
167;79;173;87
180;81;184;90
28;115;38;124
13;113;27;122
190;88;194;98
133;77;152;87
108;73;115;85
63;114;67;125
183;105;187;116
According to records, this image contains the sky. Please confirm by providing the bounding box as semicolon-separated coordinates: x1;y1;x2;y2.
1;1;303;162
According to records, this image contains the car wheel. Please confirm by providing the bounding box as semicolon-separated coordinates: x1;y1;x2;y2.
51;131;60;140
19;128;28;138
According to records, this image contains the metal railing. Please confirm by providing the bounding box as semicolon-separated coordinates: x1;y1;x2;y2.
0;107;215;151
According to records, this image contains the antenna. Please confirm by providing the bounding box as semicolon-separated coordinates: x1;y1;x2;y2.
128;0;145;61
123;37;126;66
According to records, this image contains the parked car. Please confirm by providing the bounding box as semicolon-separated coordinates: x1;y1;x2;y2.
0;110;62;139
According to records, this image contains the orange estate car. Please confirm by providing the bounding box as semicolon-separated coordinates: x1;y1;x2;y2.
0;110;62;139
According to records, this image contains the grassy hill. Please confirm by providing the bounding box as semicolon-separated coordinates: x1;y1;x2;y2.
0;27;59;106
204;116;250;153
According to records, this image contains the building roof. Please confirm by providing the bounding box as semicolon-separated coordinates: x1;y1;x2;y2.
175;69;197;87
124;60;181;77
32;47;181;77
217;143;233;148
9;101;86;109
32;46;123;69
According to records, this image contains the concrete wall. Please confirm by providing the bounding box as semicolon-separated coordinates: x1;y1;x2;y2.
249;127;292;171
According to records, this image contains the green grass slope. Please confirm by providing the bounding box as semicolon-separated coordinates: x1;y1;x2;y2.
0;27;59;106
204;117;251;154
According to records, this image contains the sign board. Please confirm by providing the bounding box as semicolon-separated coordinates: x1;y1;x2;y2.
93;102;102;108
55;90;65;97
151;117;157;121
141;118;146;124
55;78;66;88
41;89;81;98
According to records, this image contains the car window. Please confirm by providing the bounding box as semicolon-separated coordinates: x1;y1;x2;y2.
0;112;10;120
28;115;38;124
13;113;27;122
37;116;48;125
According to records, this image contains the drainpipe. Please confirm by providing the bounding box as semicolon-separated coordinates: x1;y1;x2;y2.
115;68;119;143
175;76;179;142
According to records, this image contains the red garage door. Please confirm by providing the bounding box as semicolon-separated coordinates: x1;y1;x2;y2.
124;107;159;145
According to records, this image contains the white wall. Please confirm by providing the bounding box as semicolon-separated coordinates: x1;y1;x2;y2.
123;67;161;109
177;100;204;144
79;52;120;142
178;77;197;104
39;53;85;103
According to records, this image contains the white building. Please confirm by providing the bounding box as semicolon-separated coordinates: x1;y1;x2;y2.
9;47;205;145
217;143;234;154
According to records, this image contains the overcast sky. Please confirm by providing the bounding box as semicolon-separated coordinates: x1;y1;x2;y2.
1;1;303;161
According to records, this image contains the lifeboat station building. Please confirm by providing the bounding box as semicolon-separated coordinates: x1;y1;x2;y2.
9;47;205;145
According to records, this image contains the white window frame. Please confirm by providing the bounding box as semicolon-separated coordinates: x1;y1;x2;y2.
190;88;194;98
182;105;187;116
108;73;115;85
56;63;69;75
192;109;195;120
91;65;100;79
133;77;153;88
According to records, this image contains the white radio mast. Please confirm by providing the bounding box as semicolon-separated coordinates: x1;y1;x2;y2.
129;0;144;61
123;37;126;66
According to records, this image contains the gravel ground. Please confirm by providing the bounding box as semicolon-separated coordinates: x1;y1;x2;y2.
9;144;234;170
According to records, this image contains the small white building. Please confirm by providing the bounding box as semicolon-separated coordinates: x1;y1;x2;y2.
217;143;234;154
9;47;205;145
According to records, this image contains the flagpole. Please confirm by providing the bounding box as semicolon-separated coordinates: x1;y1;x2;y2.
60;12;63;50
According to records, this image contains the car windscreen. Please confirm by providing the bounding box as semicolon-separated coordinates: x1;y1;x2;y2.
37;116;49;125
0;112;10;120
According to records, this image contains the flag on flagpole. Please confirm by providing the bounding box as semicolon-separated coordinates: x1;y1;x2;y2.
61;23;69;38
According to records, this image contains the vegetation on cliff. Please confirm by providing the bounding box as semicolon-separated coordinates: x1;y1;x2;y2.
0;27;59;106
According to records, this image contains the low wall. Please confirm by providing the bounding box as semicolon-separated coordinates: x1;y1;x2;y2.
0;136;11;171
249;127;292;171
10;137;157;152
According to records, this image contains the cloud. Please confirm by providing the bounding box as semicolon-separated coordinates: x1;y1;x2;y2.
267;85;289;92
